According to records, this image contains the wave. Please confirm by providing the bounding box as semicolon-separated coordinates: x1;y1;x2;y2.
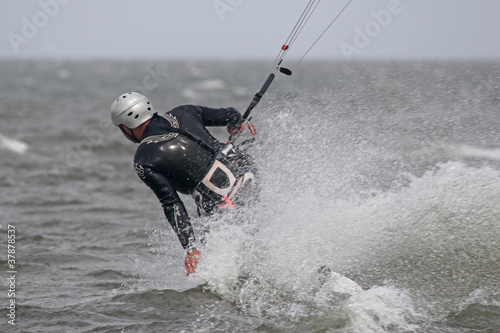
182;79;227;101
412;144;500;161
0;133;28;154
445;289;500;331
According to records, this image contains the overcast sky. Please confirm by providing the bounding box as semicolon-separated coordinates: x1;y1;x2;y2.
1;0;499;62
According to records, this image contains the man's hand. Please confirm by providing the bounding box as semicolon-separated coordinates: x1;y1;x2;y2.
185;249;201;276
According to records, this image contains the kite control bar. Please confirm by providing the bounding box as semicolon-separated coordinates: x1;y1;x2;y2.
228;72;277;144
243;72;275;120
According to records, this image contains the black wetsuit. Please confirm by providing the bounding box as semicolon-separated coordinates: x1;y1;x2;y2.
133;105;256;251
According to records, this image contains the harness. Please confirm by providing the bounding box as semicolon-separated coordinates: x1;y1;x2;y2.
166;126;256;212
195;144;255;210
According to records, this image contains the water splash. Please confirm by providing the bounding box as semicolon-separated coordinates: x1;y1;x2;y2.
190;162;496;330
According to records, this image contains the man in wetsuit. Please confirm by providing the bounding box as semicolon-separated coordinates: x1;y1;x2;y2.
110;92;257;275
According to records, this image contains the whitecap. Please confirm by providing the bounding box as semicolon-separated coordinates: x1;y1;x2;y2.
412;143;500;161
192;79;226;90
0;133;28;154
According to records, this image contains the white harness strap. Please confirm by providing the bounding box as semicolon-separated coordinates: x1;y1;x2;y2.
197;144;255;205
200;160;236;197
227;172;254;201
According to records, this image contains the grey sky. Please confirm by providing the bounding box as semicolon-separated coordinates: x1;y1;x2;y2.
1;0;499;61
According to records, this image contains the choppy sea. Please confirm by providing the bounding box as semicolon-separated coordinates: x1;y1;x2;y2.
0;59;499;332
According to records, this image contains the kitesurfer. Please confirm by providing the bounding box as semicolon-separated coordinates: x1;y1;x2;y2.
110;92;257;275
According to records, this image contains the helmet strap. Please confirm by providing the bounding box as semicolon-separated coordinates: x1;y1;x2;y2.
119;125;141;143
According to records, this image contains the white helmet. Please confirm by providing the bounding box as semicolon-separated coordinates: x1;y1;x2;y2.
111;92;154;129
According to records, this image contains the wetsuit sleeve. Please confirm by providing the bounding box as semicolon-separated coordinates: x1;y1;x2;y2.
136;165;197;251
194;106;242;128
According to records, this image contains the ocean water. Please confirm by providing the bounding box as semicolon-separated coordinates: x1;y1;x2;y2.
0;59;499;332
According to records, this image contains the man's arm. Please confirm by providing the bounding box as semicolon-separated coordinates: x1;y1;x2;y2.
135;164;197;251
194;105;242;128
